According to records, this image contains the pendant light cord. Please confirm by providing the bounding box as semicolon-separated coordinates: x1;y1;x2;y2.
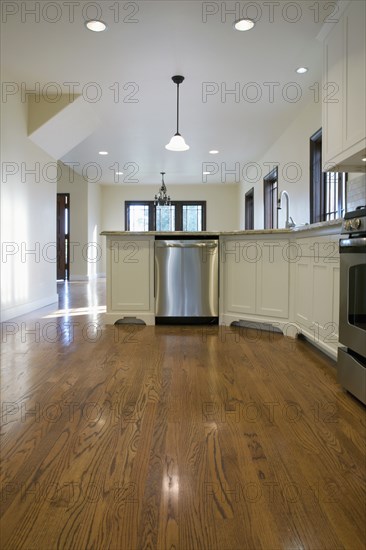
176;83;180;134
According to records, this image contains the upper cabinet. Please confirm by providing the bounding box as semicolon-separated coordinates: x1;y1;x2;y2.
322;0;366;172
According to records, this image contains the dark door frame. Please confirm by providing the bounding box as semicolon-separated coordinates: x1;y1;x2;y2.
57;193;70;280
245;188;254;230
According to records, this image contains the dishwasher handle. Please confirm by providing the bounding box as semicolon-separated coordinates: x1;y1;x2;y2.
155;240;218;249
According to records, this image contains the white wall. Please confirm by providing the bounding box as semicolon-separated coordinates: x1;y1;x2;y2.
1;73;58;321
347;173;366;211
239;99;322;229
101;183;240;232
87;181;103;278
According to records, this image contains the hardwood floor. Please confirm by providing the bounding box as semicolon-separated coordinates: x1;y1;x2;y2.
1;280;365;550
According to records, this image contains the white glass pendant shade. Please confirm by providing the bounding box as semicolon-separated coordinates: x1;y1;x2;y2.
165;133;190;151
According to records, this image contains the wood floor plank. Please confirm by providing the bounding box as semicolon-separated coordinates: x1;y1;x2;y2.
1;280;365;550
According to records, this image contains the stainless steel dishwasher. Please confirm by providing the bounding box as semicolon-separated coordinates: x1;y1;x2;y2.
155;239;219;320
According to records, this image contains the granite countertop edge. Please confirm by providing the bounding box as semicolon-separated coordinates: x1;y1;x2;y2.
101;219;342;237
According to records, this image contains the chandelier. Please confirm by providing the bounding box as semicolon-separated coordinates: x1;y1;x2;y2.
154;172;171;206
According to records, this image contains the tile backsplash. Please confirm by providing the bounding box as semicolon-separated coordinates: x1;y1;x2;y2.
347;173;366;211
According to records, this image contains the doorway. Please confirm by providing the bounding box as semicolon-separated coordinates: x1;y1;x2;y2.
263;167;278;229
245;188;254;229
57;193;70;280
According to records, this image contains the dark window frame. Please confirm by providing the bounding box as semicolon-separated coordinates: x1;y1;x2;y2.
125;200;207;231
310;128;347;223
125;201;155;231
263;167;278;229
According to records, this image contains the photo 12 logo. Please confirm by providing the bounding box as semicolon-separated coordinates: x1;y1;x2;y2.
201;161;302;184
201;2;341;25
1;81;140;104
1;160;140;184
201;81;340;105
1;2;140;25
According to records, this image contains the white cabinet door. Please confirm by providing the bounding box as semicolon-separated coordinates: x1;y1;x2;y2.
108;237;154;313
257;240;289;319
312;262;333;333
343;0;366;153
222;239;289;320
323;17;344;165
294;258;313;328
311;262;340;351
322;0;366;171
294;237;340;355
329;264;340;347
222;240;257;314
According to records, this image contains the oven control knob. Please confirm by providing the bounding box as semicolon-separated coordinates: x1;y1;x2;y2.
351;218;361;230
344;220;352;231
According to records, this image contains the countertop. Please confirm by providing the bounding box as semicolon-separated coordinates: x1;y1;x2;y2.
101;219;342;237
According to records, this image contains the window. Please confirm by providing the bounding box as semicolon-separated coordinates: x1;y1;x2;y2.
156;205;175;231
125;202;154;231
263;167;278;229
310;129;347;223
182;203;203;231
125;201;206;231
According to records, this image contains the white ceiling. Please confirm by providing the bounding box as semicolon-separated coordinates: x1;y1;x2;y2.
2;0;331;185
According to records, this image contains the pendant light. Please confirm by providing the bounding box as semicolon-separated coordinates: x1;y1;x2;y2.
165;75;190;151
154;172;171;206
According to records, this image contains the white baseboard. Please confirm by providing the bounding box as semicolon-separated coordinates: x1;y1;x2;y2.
69;273;106;282
1;294;59;322
69;275;89;282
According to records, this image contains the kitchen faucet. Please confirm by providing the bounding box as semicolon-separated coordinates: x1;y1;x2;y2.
277;190;296;228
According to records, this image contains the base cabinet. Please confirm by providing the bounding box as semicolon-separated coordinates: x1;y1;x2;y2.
294;236;340;356
106;236;155;324
221;232;341;359
221;238;289;323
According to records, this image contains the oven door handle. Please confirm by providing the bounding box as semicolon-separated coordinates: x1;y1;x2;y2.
340;237;366;251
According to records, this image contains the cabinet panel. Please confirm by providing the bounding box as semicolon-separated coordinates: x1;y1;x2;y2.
331;265;340;336
294;260;312;328
312;263;332;330
322;0;366;171
109;238;153;312
222;240;257;314
323;19;344;165
344;0;366;152
312;263;339;349
296;235;339;260
257;241;289;319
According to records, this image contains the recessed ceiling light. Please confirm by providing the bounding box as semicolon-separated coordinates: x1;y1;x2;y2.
85;20;107;32
296;67;308;74
99;151;108;155
203;171;211;175
209;150;219;154
116;172;123;175
362;157;366;162
233;19;255;31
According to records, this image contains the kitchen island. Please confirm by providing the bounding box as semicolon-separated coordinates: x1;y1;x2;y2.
101;220;342;359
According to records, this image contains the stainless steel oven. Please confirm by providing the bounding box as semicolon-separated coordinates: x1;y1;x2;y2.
338;207;366;404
